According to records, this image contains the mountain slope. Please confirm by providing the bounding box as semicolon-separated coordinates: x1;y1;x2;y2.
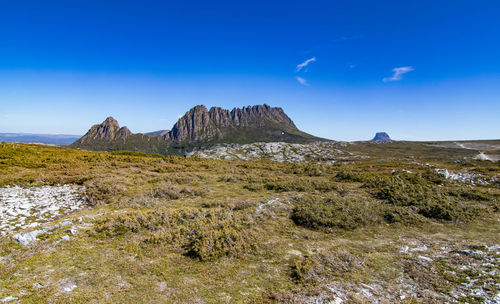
70;104;324;154
165;104;318;145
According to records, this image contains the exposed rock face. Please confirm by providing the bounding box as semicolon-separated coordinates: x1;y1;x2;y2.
75;117;131;144
165;104;298;143
372;132;391;141
166;105;219;142
70;104;322;154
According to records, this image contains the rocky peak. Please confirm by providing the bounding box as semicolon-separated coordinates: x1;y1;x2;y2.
166;105;219;142
77;117;131;143
372;132;391;141
166;104;299;143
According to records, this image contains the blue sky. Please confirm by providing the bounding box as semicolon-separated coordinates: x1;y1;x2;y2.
0;0;499;141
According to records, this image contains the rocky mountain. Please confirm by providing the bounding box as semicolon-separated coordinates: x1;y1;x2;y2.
164;104;309;144
70;104;323;154
372;132;391;141
73;117;131;144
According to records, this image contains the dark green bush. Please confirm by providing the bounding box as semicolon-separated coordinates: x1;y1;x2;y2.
369;175;479;222
186;214;253;261
94;208;254;261
335;170;366;183
291;195;380;230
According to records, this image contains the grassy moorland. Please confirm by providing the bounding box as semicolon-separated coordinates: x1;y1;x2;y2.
0;142;499;303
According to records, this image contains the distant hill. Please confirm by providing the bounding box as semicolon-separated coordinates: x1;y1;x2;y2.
0;133;81;146
70;104;324;154
372;132;391;141
144;130;169;136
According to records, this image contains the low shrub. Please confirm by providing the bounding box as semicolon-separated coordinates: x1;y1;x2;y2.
291;194;381;230
185;213;253;261
335;170;367;183
370;175;479;222
94;208;255;261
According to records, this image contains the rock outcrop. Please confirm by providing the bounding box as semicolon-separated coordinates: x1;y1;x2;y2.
372;132;391;141
70;104;322;154
164;104;299;143
74;117;131;144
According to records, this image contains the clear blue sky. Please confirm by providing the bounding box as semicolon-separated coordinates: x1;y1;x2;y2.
0;0;499;141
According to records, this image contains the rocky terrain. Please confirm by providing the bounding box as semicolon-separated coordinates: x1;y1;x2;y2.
0;141;498;303
187;141;361;162
0;185;86;237
70;104;322;154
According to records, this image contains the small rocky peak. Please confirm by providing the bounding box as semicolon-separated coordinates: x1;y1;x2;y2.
372;132;391;141
117;126;132;138
103;117;119;127
81;117;131;141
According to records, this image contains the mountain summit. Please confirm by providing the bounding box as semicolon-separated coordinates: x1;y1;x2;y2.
74;117;131;143
165;104;306;143
70;104;322;154
372;132;391;141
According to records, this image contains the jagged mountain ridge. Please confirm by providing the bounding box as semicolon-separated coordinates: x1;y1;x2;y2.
70;104;323;154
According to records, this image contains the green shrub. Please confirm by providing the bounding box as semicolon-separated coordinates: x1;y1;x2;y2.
186;214;253;261
94;208;254;261
369;176;479;222
335;170;366;183
447;189;491;201
291;195;381;230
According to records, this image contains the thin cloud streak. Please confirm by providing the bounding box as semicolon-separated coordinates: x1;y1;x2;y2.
383;66;414;82
296;76;308;86
296;57;316;72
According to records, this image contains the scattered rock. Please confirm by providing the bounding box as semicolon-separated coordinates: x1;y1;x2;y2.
12;230;43;245
187;141;359;163
435;168;491;185
0;296;17;303
59;279;77;292
0;185;86;235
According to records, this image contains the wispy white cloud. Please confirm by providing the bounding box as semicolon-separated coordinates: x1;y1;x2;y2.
296;57;316;72
296;76;308;86
383;66;414;82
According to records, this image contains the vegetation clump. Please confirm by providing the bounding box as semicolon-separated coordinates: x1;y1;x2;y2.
94;207;255;261
291;194;381;230
371;175;479;221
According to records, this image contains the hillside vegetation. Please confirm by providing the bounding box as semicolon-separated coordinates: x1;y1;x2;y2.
0;142;499;303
